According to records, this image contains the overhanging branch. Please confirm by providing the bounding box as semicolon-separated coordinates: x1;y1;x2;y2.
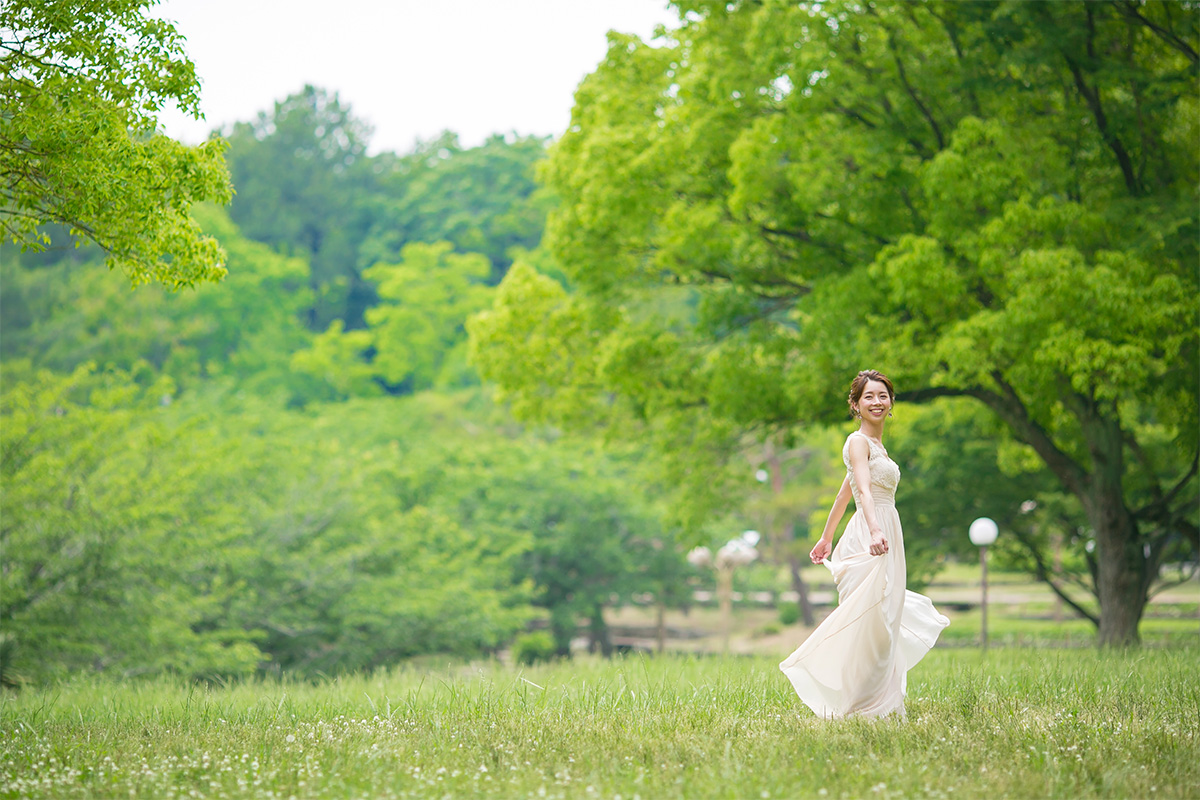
1116;0;1199;67
973;372;1090;499
1012;526;1100;626
899;385;975;404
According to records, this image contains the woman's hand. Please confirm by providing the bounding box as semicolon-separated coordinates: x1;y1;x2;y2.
810;538;833;565
869;528;889;557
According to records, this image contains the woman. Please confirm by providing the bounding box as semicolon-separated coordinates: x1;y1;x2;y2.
779;370;949;719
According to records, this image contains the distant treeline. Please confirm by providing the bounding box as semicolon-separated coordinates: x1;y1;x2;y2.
0;88;696;686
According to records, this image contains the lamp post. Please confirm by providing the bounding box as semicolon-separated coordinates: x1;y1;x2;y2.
969;517;999;653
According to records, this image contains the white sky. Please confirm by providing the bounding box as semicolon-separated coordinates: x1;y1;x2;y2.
152;0;678;155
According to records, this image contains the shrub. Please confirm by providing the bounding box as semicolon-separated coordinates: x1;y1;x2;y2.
511;631;557;666
754;622;782;638
778;602;801;626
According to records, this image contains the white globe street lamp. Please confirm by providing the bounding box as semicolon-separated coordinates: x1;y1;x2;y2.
969;517;999;653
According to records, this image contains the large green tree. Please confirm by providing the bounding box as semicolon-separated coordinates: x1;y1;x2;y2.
471;0;1199;645
1;0;231;287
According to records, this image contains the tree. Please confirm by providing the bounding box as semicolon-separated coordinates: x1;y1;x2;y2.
1;0;231;288
0;368;537;683
0;204;313;394
0;363;262;684
360;133;551;283
364;242;493;392
289;241;497;400
471;1;1199;645
223;85;377;329
392;431;673;658
223;92;548;330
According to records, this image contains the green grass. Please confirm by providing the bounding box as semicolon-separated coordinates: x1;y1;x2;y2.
2;648;1199;799
936;610;1200;647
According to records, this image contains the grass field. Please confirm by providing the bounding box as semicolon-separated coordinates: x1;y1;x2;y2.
2;647;1198;799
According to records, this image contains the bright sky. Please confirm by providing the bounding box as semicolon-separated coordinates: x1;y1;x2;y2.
152;0;678;155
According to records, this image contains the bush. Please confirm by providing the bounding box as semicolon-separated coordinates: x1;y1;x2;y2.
753;622;782;638
511;631;557;666
778;602;801;626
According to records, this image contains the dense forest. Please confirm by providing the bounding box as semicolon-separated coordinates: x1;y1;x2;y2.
0;84;1003;685
2;1;1196;684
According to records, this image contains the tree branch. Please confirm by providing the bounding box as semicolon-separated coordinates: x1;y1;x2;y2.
886;30;946;151
810;210;892;245
1133;448;1199;522
1115;0;1199;66
924;5;983;117
1063;5;1141;195
970;372;1090;499
1012;525;1100;626
830;102;878;130
1148;561;1199;599
898;385;976;404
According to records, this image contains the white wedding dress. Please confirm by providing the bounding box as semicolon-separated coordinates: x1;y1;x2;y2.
779;431;949;719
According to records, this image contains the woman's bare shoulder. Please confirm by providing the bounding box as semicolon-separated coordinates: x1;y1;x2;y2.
845;431;870;458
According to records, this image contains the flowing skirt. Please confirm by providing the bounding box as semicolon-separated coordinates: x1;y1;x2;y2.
779;502;949;719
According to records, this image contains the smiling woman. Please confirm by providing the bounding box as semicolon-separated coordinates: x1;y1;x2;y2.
780;369;950;719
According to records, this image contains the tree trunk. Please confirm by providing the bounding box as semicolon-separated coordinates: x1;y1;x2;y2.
974;378;1151;646
1088;466;1147;646
1078;402;1148;646
768;449;816;626
786;553;816;626
549;605;575;657
1051;531;1064;621
718;567;733;653
588;605;613;657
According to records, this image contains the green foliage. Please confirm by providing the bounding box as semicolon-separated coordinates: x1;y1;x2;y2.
510;630;557;666
376;412;682;657
0;343;688;682
287;320;379;402
0;205;313;394
223;93;548;329
777;602;801;626
0;0;232;287
287;241;508;401
360;133;551;283
469;256;749;532
222;85;376;329
0;367;551;682
364;242;493;391
888;400;1049;560
0;363;261;684
473;0;1200;644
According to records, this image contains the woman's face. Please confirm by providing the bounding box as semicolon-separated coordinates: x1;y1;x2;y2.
856;379;892;421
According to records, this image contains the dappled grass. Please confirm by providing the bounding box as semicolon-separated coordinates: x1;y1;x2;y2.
2;648;1198;799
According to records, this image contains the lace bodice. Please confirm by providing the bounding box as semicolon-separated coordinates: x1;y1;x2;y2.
842;431;901;507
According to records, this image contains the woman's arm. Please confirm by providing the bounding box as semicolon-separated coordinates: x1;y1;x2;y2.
847;436;889;556
810;475;852;564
